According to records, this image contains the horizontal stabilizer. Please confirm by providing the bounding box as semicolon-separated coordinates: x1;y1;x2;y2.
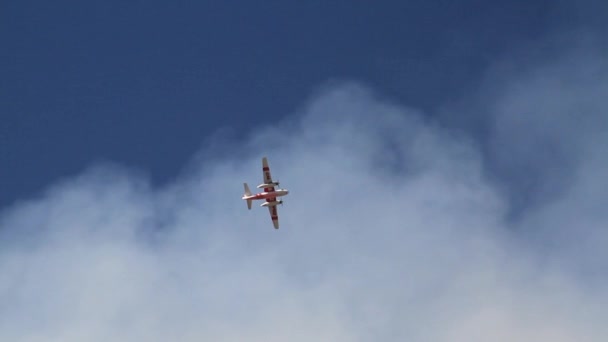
243;183;252;196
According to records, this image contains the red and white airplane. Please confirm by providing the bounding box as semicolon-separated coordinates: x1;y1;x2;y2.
242;157;289;229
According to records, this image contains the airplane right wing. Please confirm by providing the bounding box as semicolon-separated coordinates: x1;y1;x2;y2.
262;157;274;185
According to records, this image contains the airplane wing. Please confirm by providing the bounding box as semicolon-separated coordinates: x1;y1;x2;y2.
267;202;279;229
263;158;280;229
262;157;275;190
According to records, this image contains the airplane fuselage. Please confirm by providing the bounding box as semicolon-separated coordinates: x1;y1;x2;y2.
243;189;289;201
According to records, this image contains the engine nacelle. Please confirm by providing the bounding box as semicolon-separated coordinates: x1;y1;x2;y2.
261;200;283;207
257;181;280;189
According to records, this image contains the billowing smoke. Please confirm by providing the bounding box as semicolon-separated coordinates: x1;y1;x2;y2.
1;41;607;341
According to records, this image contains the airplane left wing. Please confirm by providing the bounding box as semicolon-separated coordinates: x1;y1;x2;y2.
268;204;279;229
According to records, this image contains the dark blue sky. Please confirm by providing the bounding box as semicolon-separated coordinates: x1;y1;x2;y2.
1;0;602;207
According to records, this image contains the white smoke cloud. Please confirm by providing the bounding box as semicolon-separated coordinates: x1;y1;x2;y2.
1;43;607;340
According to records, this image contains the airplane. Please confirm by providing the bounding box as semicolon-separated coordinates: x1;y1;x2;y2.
242;157;289;229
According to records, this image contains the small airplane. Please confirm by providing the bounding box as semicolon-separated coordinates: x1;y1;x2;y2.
242;157;289;229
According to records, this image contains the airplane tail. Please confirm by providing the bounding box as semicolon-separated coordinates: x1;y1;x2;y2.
243;183;252;210
243;183;252;196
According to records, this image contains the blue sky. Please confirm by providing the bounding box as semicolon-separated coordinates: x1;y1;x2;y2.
2;0;605;208
1;1;608;340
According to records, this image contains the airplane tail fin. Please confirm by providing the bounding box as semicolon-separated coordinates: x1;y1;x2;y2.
243;183;252;210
